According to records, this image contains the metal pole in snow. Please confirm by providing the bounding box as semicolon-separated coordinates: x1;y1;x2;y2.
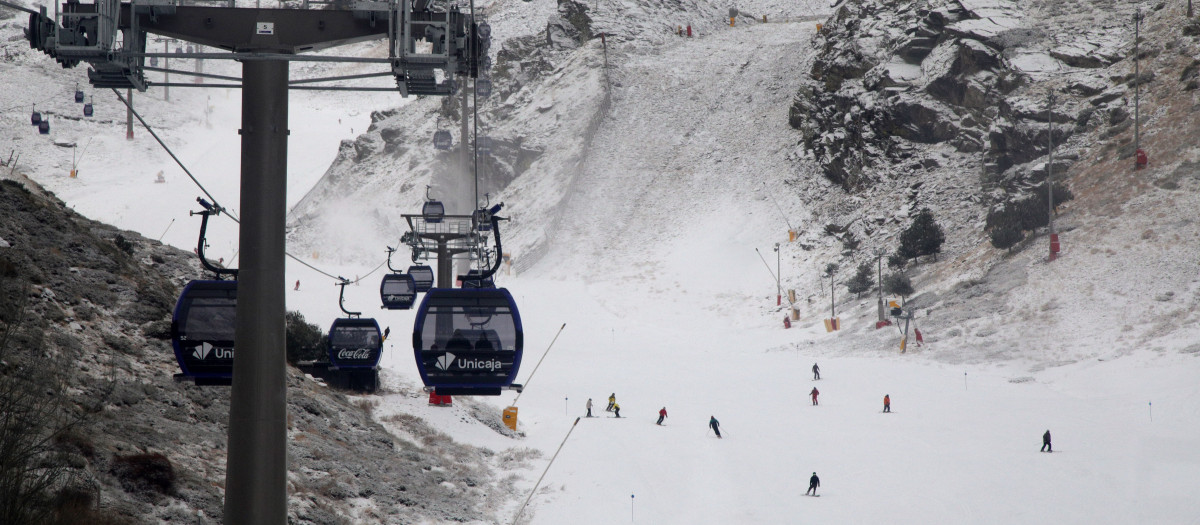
876;250;885;322
157;218;175;242
775;243;781;306
1047;90;1055;241
1134;7;1141;171
511;417;581;525
510;323;567;407
564;396;568;416
1149;401;1153;421
963;372;967;391
631;494;635;523
754;248;779;301
125;89;134;140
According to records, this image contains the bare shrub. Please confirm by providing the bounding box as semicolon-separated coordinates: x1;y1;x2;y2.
110;453;176;497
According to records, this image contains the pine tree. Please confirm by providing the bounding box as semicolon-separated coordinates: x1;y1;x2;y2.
883;272;914;298
989;222;1024;251
898;208;945;261
845;262;874;295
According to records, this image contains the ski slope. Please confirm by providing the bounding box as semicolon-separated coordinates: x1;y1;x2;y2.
4;1;1200;523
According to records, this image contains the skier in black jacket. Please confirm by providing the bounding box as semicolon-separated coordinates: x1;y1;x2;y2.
806;472;820;496
709;416;721;438
1041;430;1052;453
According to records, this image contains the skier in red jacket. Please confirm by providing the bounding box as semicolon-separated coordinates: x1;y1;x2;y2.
810;387;819;406
657;407;668;425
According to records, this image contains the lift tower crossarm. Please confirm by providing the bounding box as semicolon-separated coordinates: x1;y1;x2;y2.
45;2;391;53
129;5;391;53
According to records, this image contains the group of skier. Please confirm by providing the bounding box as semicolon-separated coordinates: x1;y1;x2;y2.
577;362;1052;499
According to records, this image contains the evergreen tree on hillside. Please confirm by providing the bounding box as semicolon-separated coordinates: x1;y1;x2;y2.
846;262;874;295
286;311;326;364
898;208;945;261
990;222;1025;251
883;272;914;299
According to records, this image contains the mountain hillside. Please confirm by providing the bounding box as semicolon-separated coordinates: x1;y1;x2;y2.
287;0;1200;366
4;0;1200;522
0;172;537;523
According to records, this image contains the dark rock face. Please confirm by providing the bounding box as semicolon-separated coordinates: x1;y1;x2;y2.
546;0;593;49
791;0;1093;193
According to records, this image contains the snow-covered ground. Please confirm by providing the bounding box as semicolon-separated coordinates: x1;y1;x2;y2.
4;0;1200;523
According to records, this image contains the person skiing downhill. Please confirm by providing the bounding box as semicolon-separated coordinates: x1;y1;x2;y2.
709;416;721;438
810;387;819;406
586;398;593;418
1041;430;1052;453
883;394;891;413
657;407;668;425
612;403;621;418
607;393;616;412
806;472;820;496
812;363;820;380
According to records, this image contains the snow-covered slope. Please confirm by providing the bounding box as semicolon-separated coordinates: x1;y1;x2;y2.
5;0;1200;522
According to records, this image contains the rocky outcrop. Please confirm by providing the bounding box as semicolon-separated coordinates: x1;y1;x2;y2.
790;0;1145;193
546;0;593;49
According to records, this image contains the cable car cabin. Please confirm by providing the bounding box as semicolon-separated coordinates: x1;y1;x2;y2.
433;130;452;150
31;111;41;125
83;103;93;117
476;79;492;98
327;317;383;369
38;121;50;134
171;280;236;385
150;56;159;67
408;265;435;292
476;137;492;154
460;270;495;289
74;89;84;103
380;273;417;310
413;288;523;395
422;200;445;223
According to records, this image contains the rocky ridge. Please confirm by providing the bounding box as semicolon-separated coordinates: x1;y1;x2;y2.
0;174;528;523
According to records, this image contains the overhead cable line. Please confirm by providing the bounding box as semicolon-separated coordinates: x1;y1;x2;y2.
112;87;388;286
111;88;228;215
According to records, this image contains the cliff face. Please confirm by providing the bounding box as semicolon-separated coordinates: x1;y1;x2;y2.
0;177;523;523
791;0;1140;196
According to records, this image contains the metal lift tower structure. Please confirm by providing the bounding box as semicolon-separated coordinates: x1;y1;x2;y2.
11;0;487;522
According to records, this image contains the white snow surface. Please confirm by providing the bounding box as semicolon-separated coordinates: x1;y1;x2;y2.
3;0;1200;523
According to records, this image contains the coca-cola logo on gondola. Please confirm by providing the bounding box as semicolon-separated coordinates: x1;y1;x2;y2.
337;348;373;360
